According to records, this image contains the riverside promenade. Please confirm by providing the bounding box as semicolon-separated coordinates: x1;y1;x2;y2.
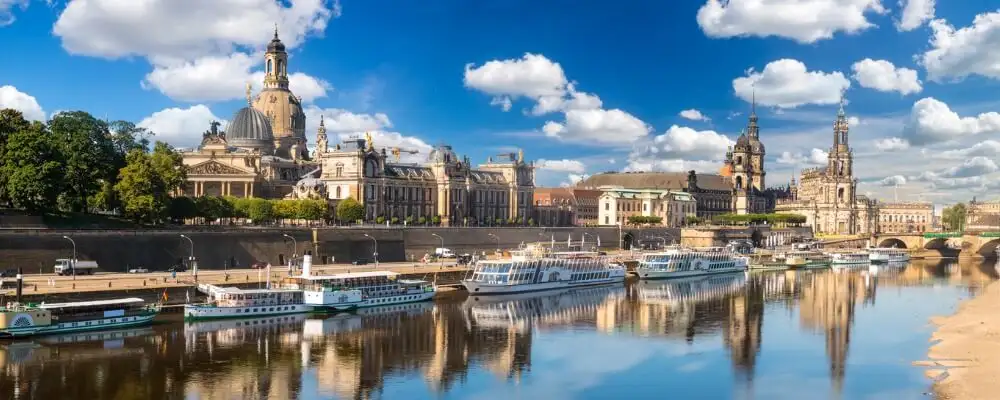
0;262;471;297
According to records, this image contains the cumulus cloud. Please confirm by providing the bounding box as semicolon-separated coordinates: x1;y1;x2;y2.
902;97;1000;145
465;53;648;146
897;0;935;31
0;85;45;121
566;173;592;186
912;156;999;181
920;11;1000;82
851;59;922;95
933;140;1000;159
878;175;907;187
537;159;586;174
622;125;733;174
301;106;429;163
733;59;851;108
623;159;721;174
874;137;910;151
679;109;710;121
142;52;331;102
696;0;886;44
137;105;226;148
776;148;829;165
53;0;339;102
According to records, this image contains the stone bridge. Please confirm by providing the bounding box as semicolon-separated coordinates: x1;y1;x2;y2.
871;232;1000;258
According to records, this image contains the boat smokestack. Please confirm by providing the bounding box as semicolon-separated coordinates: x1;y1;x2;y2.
301;255;312;277
15;268;23;303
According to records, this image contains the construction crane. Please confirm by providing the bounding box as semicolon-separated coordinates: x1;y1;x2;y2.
390;147;420;162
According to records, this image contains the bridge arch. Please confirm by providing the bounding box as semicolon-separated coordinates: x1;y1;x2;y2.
923;237;949;250
977;238;1000;258
878;238;908;249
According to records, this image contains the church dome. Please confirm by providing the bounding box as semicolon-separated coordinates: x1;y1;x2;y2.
226;107;274;150
267;31;285;53
428;145;458;164
735;133;750;149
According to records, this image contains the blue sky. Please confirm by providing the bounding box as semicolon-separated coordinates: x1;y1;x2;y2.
1;0;999;205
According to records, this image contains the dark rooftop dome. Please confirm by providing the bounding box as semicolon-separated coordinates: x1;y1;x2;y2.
267;28;285;52
226;107;274;151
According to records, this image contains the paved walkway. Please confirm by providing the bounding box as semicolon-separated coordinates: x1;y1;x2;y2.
2;263;471;296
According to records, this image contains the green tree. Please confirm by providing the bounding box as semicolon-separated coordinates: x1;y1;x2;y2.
942;203;967;231
336;197;364;223
115;149;166;222
0;109;33;206
418;216;427;225
1;120;64;213
431;215;441;225
376;215;386;224
297;199;327;221
150;142;186;191
247;198;274;222
50;111;115;213
272;199;298;221
100;120;153;211
168;196;198;222
405;215;414;225
685;215;701;226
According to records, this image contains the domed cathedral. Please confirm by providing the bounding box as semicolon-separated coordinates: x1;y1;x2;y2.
775;99;878;234
252;27;308;160
313;134;535;226
176;27;322;200
722;97;770;214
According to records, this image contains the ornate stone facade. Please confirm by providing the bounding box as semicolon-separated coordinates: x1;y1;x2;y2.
776;103;878;234
965;198;1000;231
314;137;534;226
579;172;735;220
721;101;770;214
596;188;696;227
252;28;308;160
877;201;933;233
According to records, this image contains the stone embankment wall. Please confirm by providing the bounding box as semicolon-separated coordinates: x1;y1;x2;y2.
0;226;680;272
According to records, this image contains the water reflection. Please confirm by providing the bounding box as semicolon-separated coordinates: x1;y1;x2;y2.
0;259;994;400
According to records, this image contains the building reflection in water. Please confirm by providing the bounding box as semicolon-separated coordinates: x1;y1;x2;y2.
0;260;995;400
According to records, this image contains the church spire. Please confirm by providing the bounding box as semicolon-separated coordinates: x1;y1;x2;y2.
833;94;849;148
746;86;759;138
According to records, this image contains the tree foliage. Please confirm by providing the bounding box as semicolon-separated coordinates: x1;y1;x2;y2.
49;111;116;213
0;119;64;212
942;203;966;231
336;197;365;223
114;142;186;223
713;213;807;226
627;215;663;225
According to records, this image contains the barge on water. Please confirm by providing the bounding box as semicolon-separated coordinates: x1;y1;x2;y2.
462;244;626;296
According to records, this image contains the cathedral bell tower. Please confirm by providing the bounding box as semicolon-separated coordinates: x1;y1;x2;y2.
827;97;855;205
264;25;289;90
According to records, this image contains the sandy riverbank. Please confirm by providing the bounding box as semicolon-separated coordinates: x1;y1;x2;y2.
920;280;1000;399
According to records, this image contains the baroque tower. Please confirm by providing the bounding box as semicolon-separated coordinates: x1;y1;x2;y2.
252;25;308;160
827;98;855;205
727;93;767;214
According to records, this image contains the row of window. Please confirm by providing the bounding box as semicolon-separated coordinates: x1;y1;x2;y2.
881;215;929;222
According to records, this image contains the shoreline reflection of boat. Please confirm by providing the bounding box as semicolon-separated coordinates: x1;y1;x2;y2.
303;301;436;338
634;272;747;307
462;284;625;331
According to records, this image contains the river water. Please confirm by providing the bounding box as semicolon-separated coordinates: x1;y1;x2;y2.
0;259;994;400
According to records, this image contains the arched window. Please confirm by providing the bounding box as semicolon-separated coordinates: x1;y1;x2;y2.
278;60;285;76
335;186;342;198
335;163;344;177
267;59;272;74
735;176;743;190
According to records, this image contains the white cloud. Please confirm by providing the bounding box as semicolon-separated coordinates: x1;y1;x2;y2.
920;11;1000;82
542;108;651;146
301;106;428;163
648;125;732;159
874;137;910;151
0;85;45;121
848;116;861;126
537;159;586;174
912;156;999;181
137;105;226;148
902;97;1000;145
466;53;646;146
878;175;907;186
54;0;338;102
679;109;711;121
776;148;829;165
0;0;28;26
142;52;331;103
623;159;721;174
566;173;591;186
897;0;935;31
696;0;886;44
934;140;1000;159
733;59;851;108
850;59;922;95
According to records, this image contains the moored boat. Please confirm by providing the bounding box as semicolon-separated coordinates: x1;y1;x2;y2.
828;251;870;266
868;247;910;264
462;244;626;295
279;256;436;311
183;284;311;321
0;298;160;338
635;247;748;279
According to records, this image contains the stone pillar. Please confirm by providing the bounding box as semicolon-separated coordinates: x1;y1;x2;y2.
244;182;250;198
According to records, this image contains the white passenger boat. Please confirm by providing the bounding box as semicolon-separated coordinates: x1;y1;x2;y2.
635;247;748;279
774;251;831;269
0;298;160;338
828;251;870;266
278;256;436;311
462;244;626;295
868;247;910;264
183;284;311;321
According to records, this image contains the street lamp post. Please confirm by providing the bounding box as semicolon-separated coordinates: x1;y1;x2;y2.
180;234;197;282
363;233;378;269
282;234;298;273
61;236;77;280
431;233;444;268
487;233;500;255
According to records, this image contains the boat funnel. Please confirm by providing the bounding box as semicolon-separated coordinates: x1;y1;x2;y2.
15;268;22;303
301;255;313;277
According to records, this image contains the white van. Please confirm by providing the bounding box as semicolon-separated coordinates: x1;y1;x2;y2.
434;248;456;258
54;259;99;276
